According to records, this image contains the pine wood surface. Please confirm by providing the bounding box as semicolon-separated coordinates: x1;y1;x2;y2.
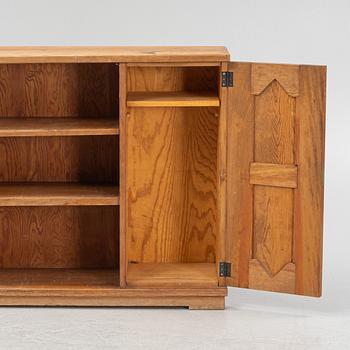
0;286;227;297
0;269;119;287
127;91;220;107
119;64;127;288
0;63;118;117
0;46;230;63
0;183;119;206
0;206;118;268
0;296;225;309
127;62;221;67
126;107;218;264
253;185;294;277
226;62;254;289
248;259;295;294
0;267;225;308
127;263;217;288
226;62;326;297
0;46;326;308
127;66;219;92
294;65;326;296
251;63;299;96
253;76;295;282
0;136;118;182
250;162;297;188
0;118;119;137
217;62;229;287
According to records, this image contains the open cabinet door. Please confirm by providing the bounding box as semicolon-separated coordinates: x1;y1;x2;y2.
226;62;326;296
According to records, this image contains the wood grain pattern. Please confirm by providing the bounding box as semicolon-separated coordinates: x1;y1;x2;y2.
127;263;217;288
254;80;295;164
294;66;326;297
248;259;295;294
0;206;118;268
127;66;219;93
0;136;118;182
253;186;294;276
0;64;118;117
0;46;230;63
253;75;295;278
119;63;127;288
127;91;220;107
226;62;254;287
127;62;221;67
0;286;227;297
0;269;119;287
0;118;119;137
226;62;326;297
251;63;299;97
0;50;231;308
127;107;218;263
217;62;229;287
227;62;296;289
0;295;225;309
250;162;297;188
0;184;119;206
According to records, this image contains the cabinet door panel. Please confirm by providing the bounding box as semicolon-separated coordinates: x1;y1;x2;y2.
226;62;326;296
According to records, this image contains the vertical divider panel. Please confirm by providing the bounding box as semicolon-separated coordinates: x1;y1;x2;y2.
119;63;127;288
226;62;254;288
217;62;228;287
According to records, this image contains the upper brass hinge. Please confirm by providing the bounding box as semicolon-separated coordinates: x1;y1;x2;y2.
221;71;234;88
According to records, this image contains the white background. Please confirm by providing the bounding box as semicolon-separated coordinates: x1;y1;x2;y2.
0;0;349;349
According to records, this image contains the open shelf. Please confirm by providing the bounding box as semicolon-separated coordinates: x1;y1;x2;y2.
0;269;119;288
0;63;121;294
0;118;119;137
127;91;220;107
127;263;217;288
0;184;119;206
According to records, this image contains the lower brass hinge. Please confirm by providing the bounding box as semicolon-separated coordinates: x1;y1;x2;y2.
219;262;231;277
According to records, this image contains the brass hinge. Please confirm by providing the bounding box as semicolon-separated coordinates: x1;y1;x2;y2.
219;262;231;277
221;71;234;88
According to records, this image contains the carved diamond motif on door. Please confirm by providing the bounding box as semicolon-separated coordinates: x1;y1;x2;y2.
251;64;297;290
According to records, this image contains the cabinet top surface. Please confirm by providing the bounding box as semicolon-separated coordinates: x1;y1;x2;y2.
0;46;230;63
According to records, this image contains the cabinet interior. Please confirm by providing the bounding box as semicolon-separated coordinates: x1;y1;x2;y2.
0;63;221;290
0;63;120;288
125;65;220;288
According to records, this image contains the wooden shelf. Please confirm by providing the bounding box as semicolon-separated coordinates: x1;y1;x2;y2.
0;118;119;137
127;263;218;288
127;91;220;107
0;184;119;206
0;269;119;288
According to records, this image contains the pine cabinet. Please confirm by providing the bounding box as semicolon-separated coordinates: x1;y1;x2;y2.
0;47;326;309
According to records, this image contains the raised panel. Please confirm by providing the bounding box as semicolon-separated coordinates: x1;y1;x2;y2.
254;80;295;164
253;186;294;277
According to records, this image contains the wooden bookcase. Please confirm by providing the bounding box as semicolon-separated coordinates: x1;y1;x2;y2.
0;47;326;309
